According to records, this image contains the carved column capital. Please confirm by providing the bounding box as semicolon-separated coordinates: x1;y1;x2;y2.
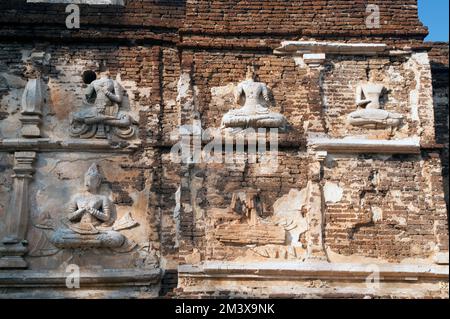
13;151;37;175
303;53;326;68
315;150;328;162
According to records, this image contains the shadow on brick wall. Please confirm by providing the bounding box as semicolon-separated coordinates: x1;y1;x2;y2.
431;61;449;214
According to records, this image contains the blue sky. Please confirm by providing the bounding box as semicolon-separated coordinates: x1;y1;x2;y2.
418;0;449;41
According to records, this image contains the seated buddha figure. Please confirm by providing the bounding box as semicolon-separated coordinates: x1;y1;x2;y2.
70;70;136;139
50;163;125;249
221;66;287;129
347;82;404;129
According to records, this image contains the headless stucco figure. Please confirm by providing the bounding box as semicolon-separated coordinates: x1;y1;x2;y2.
347;82;403;129
70;71;136;139
221;66;287;129
50;163;125;249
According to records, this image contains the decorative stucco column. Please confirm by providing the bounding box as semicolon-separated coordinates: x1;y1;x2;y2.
0;152;37;269
305;54;328;261
304;150;329;262
275;44;329;261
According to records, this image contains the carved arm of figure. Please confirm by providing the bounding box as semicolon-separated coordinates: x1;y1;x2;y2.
234;83;244;105
86;198;111;222
355;85;371;108
68;200;86;222
261;84;270;104
104;81;123;104
84;83;96;104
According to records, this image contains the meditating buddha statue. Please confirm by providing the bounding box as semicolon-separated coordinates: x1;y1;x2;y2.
50;163;125;249
70;70;136;139
221;66;287;129
347;82;404;129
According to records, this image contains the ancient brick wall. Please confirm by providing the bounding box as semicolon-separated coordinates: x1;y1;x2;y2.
0;0;448;299
324;154;448;262
0;0;185;42
0;0;186;28
428;42;449;210
183;0;427;37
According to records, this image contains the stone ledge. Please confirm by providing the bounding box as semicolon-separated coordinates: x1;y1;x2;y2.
274;41;391;56
177;262;448;298
0;138;141;153
167;130;305;149
0;268;161;288
309;137;421;154
179;261;449;281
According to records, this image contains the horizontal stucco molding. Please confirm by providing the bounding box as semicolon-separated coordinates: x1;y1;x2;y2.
0;268;161;288
179;261;449;282
308;137;422;155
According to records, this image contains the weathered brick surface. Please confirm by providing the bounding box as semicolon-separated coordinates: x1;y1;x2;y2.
0;0;186;28
0;0;448;299
324;154;449;261
182;0;427;37
0;0;430;46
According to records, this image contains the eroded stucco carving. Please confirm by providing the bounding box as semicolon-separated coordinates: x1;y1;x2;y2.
36;163;138;250
19;51;51;138
69;71;137;140
21;79;44;138
348;82;404;129
221;66;287;129
214;190;286;245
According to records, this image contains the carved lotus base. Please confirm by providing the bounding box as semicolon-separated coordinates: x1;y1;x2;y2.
70;123;136;140
50;228;125;249
348;109;403;129
222;111;287;129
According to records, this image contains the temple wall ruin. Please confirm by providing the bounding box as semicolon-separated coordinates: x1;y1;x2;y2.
0;0;448;299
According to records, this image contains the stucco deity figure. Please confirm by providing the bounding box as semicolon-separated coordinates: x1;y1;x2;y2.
347;82;403;129
221;66;287;129
50;163;125;249
70;70;136;139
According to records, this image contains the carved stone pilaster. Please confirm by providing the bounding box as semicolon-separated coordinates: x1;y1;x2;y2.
20;78;43;138
304;151;329;263
0;152;37;269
